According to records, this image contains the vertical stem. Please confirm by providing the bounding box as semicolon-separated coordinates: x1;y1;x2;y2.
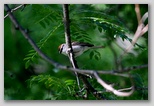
62;4;78;68
63;5;71;48
135;4;141;25
62;4;105;99
62;4;81;90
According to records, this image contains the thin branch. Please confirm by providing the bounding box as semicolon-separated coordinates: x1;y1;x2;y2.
93;72;134;97
4;4;66;71
63;5;74;57
120;64;148;73
118;86;133;92
62;4;105;99
62;4;79;70
4;4;25;19
118;5;148;59
119;11;148;58
141;12;148;23
140;24;148;36
5;4;148;98
68;64;148;77
135;4;141;25
62;4;81;92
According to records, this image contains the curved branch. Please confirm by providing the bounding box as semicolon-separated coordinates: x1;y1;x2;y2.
119;11;148;58
4;4;62;68
93;72;134;97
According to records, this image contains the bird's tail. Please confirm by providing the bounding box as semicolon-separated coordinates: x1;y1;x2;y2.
90;45;105;49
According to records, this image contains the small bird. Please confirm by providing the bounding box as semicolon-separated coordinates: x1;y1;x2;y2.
58;41;105;57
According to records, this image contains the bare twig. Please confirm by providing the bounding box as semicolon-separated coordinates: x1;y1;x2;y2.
5;4;148;98
135;4;141;25
119;11;148;58
120;64;148;73
118;5;148;60
72;64;148;77
118;86;133;92
4;4;25;19
93;72;134;96
126;12;148;53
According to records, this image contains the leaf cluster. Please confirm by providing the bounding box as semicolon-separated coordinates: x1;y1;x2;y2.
27;75;78;100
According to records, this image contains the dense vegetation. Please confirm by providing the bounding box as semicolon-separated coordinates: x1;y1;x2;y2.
4;4;148;100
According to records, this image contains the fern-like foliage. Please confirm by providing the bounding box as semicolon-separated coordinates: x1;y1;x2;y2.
83;17;129;40
68;6;131;60
70;23;92;43
31;4;62;29
24;22;62;69
71;8;146;60
83;17;145;48
70;5;145;46
26;75;77;100
23;4;63;69
89;50;101;60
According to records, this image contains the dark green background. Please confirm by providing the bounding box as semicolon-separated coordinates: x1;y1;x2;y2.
4;4;148;100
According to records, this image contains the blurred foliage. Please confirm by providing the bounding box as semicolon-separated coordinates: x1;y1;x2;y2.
4;4;148;100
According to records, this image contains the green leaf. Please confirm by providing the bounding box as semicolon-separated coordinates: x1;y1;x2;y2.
31;56;38;62
94;55;99;60
23;57;32;61
98;26;102;33
89;51;94;59
25;52;35;57
25;60;30;69
24;22;62;69
75;35;82;39
39;21;46;28
83;17;129;39
29;49;36;53
96;51;101;57
45;18;50;25
65;80;76;86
